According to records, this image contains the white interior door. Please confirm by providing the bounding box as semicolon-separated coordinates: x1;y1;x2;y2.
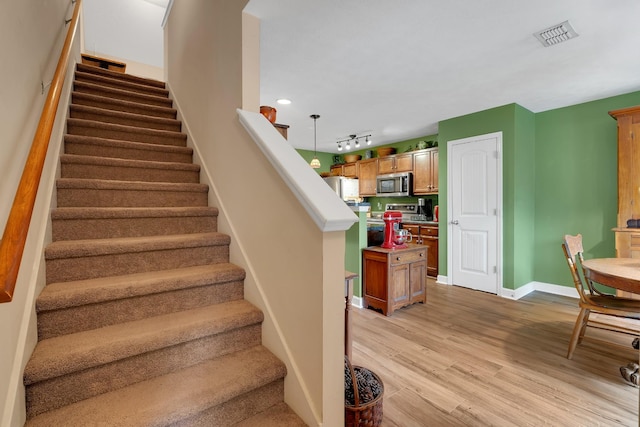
447;132;502;294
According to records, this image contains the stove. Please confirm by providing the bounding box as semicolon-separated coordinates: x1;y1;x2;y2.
384;203;435;224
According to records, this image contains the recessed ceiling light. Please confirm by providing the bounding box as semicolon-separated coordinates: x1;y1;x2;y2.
276;98;291;105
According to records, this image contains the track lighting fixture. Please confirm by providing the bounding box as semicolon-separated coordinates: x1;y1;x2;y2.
336;133;372;151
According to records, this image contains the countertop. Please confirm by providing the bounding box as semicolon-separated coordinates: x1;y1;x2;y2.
364;243;425;254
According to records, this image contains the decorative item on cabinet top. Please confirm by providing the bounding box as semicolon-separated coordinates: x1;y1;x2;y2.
259;105;277;123
376;147;396;157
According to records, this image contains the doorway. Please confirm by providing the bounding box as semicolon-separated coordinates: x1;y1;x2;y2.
447;132;502;294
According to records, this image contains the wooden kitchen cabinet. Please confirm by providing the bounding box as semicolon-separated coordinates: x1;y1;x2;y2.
413;148;438;194
362;245;427;316
401;223;438;277
377;152;413;175
358;158;378;196
330;162;358;178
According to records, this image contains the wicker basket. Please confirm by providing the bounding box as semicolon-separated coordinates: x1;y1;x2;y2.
376;147;396;157
345;356;384;427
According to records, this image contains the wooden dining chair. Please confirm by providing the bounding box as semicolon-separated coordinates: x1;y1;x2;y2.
562;234;640;359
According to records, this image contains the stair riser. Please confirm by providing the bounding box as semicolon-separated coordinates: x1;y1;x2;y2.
38;280;243;339
52;215;217;241
72;92;176;119
74;82;173;108
64;138;193;164
46;244;229;283
77;63;166;89
75;73;169;98
56;187;208;208
175;381;285;427
70;107;181;132
26;324;262;418
67;121;187;147
60;162;200;184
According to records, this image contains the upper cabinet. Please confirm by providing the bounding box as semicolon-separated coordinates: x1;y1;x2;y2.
327;146;439;196
413;148;438;195
330;162;358;178
377;152;413;175
358;158;378;197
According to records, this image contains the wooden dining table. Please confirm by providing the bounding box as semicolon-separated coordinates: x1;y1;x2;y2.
582;258;640;295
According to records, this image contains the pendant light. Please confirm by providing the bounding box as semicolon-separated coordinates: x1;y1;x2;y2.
309;114;321;169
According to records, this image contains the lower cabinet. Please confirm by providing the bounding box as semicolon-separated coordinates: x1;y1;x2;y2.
401;224;438;277
362;245;427;316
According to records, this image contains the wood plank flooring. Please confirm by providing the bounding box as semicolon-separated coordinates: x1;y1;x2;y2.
351;280;639;426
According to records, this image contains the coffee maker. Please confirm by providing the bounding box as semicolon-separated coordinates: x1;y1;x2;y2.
417;198;434;221
381;211;410;249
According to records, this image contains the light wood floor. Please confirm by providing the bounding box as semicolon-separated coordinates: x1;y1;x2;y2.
351;280;639;426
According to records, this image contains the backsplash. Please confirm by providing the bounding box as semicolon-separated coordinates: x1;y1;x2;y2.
366;195;438;213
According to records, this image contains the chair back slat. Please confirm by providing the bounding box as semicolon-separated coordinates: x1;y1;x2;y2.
562;234;589;302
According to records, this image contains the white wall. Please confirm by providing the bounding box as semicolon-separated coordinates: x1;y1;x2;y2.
165;2;344;425
0;1;81;425
83;0;165;69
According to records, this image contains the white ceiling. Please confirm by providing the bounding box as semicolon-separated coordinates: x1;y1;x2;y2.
245;0;640;153
83;1;640;154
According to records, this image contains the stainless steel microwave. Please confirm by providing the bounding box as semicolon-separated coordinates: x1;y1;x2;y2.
376;172;412;197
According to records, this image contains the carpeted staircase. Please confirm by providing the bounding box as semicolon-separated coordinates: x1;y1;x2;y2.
23;63;307;426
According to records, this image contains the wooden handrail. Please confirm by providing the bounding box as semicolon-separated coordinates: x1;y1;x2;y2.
0;0;82;303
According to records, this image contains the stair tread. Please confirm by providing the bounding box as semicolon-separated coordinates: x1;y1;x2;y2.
56;177;208;191
71;91;177;118
45;232;230;259
236;402;307;427
51;206;217;220
75;70;170;97
60;153;200;172
25;300;264;384
26;346;284;426
67;117;186;139
74;80;173;106
70;104;181;127
64;133;192;154
38;263;244;311
76;63;166;88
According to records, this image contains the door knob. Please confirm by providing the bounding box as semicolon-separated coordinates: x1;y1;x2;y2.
451;220;459;225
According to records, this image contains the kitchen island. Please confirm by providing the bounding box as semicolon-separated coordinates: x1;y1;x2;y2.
362;244;427;316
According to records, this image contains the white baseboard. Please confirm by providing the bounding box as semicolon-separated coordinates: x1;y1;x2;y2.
436;274;448;284
351;296;364;309
502;281;578;300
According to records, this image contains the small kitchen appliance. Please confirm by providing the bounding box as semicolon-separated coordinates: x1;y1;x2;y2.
376;172;412;197
381;211;411;249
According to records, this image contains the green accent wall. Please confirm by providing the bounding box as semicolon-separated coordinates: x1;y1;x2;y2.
438;90;640;291
345;210;367;297
438;104;535;290
534;91;640;288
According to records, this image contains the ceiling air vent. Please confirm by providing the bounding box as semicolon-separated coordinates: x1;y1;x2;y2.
534;20;578;47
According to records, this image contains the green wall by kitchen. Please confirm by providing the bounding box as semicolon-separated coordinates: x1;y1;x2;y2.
438;104;535;290
534;91;640;288
438;90;640;291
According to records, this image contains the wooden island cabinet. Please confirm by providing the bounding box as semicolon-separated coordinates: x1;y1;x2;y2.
362;245;427;316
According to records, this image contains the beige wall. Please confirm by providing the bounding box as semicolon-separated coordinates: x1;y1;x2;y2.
165;2;343;425
0;1;81;425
